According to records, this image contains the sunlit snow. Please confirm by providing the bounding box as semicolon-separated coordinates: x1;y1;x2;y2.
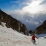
0;24;46;46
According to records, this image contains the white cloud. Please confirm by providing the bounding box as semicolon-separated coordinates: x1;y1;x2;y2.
8;0;46;18
25;20;39;25
22;0;46;14
6;0;46;30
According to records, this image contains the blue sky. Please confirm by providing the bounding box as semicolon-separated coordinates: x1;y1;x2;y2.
0;0;29;10
0;0;46;31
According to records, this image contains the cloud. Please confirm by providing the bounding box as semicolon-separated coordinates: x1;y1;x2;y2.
6;0;46;30
22;0;46;14
10;0;32;9
7;10;46;30
9;0;46;17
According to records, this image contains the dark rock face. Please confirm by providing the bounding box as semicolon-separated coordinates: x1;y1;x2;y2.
0;9;28;35
29;30;32;34
35;20;46;34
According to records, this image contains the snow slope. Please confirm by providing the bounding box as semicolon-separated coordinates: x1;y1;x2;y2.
0;25;46;46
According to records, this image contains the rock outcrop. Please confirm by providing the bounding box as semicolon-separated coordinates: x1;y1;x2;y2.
0;9;28;35
35;20;46;34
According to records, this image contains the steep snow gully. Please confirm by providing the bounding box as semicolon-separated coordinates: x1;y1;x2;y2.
0;25;46;46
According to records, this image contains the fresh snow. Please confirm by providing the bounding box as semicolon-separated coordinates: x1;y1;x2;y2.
0;25;46;46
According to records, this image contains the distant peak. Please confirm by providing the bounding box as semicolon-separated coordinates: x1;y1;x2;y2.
43;20;46;24
44;20;46;22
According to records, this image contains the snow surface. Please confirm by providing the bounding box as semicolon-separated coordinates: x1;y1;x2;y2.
0;25;46;46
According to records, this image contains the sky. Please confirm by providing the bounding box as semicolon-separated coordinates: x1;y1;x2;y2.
0;0;46;31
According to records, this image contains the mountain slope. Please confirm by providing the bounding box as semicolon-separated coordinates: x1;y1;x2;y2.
35;20;46;34
0;9;28;35
0;25;46;46
0;25;31;46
